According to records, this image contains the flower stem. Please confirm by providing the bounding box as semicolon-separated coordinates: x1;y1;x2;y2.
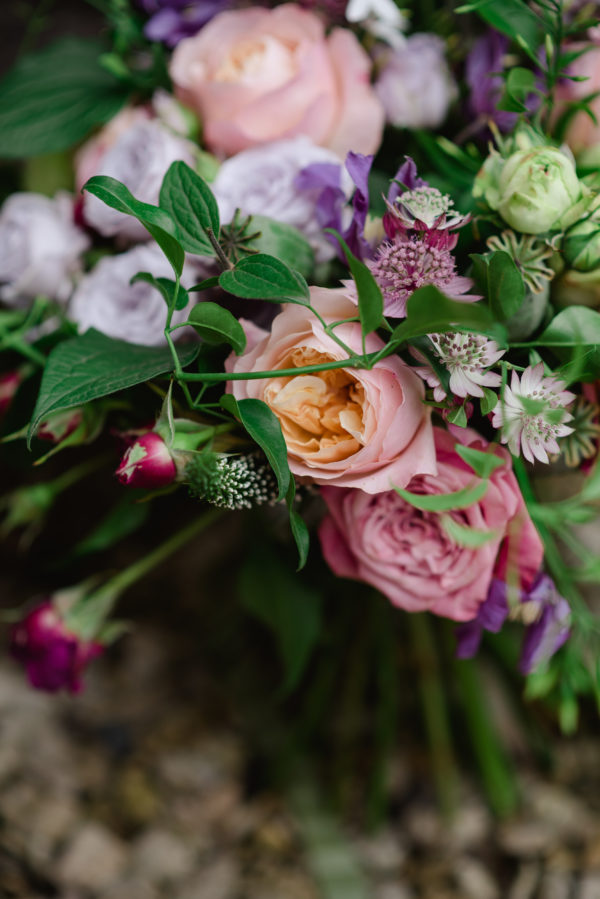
409;612;459;821
70;508;224;640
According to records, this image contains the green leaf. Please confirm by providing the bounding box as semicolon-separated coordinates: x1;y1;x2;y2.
189;276;220;292
286;475;310;570
219;254;310;304
487;251;525;321
446;405;468;428
454;444;505;479
327;230;384;337
69;495;150;559
391;286;502;345
0;38;130;159
131;273;189;311
185;302;246;354
480;387;498;415
456;0;542;60
159;161;220;256
440;514;500;547
239;544;321;694
244;215;315;279
392;479;488;512
29;330;199;443
83;175;184;275
221;395;290;501
498;67;536;113
537;306;600;346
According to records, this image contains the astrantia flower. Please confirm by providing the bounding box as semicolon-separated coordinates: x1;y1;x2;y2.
370;236;479;317
386;185;468;233
412;333;504;401
492;364;575;463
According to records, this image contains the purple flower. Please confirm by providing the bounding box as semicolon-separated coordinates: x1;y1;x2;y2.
11;601;103;693
116;431;178;489
519;575;571;674
139;0;229;46
455;578;509;659
465;30;518;133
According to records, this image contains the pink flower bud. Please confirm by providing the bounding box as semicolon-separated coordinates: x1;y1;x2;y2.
116;431;177;488
11;601;103;693
37;408;83;443
0;370;21;417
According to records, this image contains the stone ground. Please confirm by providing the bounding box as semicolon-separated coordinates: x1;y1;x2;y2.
1;626;600;899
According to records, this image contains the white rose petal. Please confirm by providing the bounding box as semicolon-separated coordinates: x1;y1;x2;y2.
0;192;90;307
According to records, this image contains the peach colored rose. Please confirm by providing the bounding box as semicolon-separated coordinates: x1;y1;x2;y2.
319;427;543;621
226;287;436;493
169;4;384;159
555;42;600;151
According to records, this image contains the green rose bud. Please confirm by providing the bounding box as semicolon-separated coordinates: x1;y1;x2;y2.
496;147;582;234
563;218;600;272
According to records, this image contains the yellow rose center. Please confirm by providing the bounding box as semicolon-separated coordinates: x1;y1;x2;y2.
264;348;366;463
214;36;297;89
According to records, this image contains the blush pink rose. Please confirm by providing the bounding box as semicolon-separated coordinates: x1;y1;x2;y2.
169;4;384;159
319;427;543;621
226;287;436;493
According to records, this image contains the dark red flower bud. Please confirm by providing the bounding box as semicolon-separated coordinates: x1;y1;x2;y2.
115;431;177;488
11;601;103;693
0;371;22;417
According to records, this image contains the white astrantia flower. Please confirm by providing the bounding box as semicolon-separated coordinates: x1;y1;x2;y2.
491;363;576;464
212;136;353;263
411;332;504;401
69;244;199;346
0;192;90;307
82;119;197;243
346;0;407;48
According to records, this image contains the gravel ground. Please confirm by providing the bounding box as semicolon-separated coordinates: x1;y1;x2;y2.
1;626;600;899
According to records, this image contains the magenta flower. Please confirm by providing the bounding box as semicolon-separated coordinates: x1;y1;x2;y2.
370;235;480;317
11;601;103;693
116;431;177;489
492;364;575;463
0;370;22;418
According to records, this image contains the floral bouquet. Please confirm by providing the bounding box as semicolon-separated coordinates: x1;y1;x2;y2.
1;0;600;811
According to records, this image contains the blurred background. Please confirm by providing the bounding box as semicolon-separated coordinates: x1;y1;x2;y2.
0;3;599;899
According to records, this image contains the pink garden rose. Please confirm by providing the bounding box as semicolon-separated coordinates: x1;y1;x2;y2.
319;427;543;621
226;287;436;493
169;4;384;158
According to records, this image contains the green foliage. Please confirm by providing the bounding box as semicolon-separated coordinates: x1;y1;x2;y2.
185;303;247;354
69;496;151;559
131;273;189;311
391;285;502;345
0;38;130;159
440;515;499;547
159;161;220;256
286;476;310;570
219;254;311;304
537;306;600;346
220;396;290;501
326;230;385;338
498;67;537;113
29;330;199;443
456;0;542;61
393;480;488;512
454;444;505;479
83;176;185;275
238;544;322;694
471;251;525;322
243;215;315;279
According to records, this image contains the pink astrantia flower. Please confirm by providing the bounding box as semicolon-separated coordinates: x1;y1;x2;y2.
492;363;575;464
411;332;505;401
370;235;479;317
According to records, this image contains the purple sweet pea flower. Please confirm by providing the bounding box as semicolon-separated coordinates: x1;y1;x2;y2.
519;574;571;674
11;601;103;693
455;578;509;659
387;156;427;207
465;30;517;133
139;0;229;46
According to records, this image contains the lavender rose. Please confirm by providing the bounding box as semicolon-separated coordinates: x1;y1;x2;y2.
374;34;457;129
69;244;196;346
0;192;89;306
212;137;353;262
81;119;197;242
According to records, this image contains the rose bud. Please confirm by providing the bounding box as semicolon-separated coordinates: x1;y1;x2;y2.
116;431;178;489
0;370;22;418
10;600;103;693
37;408;84;443
563;218;600;273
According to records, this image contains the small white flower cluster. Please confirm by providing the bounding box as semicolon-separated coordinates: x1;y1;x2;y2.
186;453;279;510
